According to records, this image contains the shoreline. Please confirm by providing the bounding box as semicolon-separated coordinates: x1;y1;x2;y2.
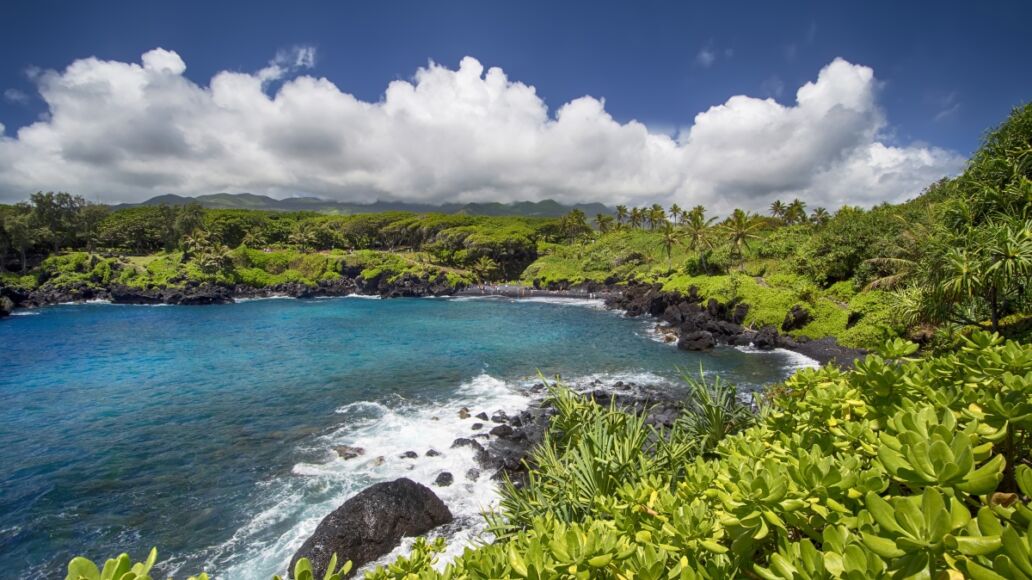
4;279;863;367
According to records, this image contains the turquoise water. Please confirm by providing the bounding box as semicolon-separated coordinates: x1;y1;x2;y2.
0;296;813;578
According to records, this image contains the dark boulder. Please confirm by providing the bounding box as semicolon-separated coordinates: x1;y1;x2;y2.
451;437;490;464
425;449;441;457
753;326;780;350
475;412;489;421
730;302;750;324
677;330;715;351
0;295;12;318
782;305;812;331
661;304;684;325
399;451;418;459
289;478;452;578
433;472;454;487
489;424;517;439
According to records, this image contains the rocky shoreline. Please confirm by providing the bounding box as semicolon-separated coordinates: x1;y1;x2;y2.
0;270;462;309
293;378;683;578
604;282;866;368
1;277;865;367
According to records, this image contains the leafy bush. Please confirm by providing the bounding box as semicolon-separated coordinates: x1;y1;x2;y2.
357;332;1030;579
65;549;350;580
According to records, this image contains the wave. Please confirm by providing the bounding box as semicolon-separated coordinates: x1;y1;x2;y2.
8;310;39;316
233;295;297;303
733;345;821;370
193;373;528;579
344;294;381;300
518;296;607;309
56;298;113;306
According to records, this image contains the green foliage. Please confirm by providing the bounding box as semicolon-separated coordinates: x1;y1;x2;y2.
357;332;1032;579
66;548;208;580
65;548;348;580
273;554;352;580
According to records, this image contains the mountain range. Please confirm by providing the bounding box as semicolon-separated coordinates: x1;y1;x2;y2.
117;193;614;217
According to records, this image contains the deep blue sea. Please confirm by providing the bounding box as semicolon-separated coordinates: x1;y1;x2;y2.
0;296;815;578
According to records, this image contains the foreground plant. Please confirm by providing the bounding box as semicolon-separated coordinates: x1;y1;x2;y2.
65;549;350;580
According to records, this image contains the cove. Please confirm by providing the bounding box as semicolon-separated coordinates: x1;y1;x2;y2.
0;296;814;578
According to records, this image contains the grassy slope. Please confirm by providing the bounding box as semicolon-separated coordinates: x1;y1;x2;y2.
521;228;900;349
10;248;474;294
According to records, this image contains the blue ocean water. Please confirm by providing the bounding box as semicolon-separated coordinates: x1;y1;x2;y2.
0;296;814;578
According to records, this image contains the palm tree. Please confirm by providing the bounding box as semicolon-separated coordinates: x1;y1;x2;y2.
594;213;615;234
472;256;500;283
721;209;763;269
810;207;830;227
786;199;808;225
629;208;644;229
683;207;717;272
289;221;318;252
669;203;682;226
769;200;786;220
649;204;666;230
658;221;683;271
615;205;628;226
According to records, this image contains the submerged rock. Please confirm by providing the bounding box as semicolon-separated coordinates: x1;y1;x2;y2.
334;445;365;460
289;478;452;578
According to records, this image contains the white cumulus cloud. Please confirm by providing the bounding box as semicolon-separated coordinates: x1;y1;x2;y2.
0;49;964;212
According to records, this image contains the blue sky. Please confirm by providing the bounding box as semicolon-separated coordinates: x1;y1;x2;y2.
0;0;1028;210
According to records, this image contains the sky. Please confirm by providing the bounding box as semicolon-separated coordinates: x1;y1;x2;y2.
0;0;1029;213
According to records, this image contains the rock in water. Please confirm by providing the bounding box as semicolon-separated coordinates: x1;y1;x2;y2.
0;295;12;318
677;330;715;351
289;478;452;578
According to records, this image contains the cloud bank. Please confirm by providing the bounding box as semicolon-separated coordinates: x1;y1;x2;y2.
0;48;964;212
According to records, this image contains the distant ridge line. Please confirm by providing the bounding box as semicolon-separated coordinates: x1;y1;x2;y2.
116;193;615;217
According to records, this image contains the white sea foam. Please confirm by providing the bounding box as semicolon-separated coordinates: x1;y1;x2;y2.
57;298;113;305
8;310;39;316
447;295;504;302
734;345;821;370
518;296;607;309
234;295;296;303
344;293;381;299
199;373;529;579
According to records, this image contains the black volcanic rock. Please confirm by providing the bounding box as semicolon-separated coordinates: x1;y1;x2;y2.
754;326;780;350
289;478;452;578
678;330;715;351
782;305;812;331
